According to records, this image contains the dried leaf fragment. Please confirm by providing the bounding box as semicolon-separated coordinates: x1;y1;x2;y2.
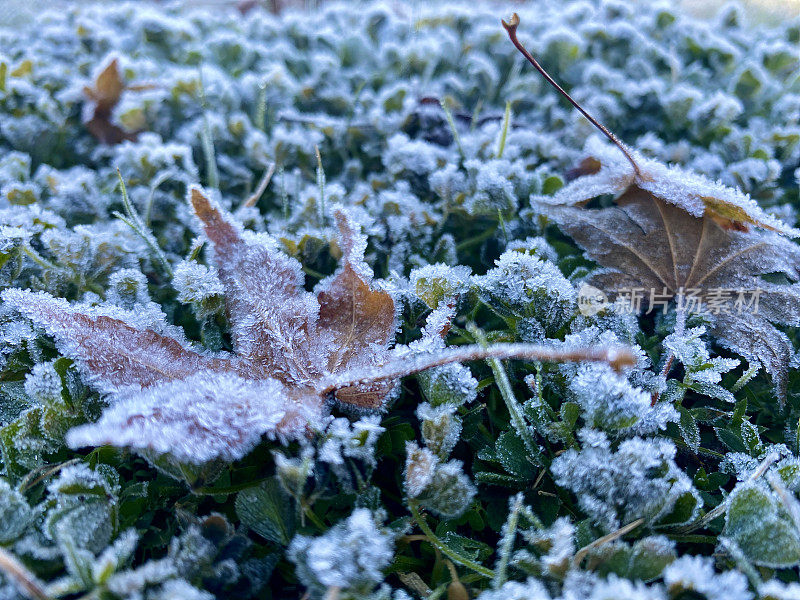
1;289;238;394
83;57;138;145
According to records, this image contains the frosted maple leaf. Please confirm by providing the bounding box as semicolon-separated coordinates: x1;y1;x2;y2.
3;188;635;464
503;13;800;398
537;140;800;397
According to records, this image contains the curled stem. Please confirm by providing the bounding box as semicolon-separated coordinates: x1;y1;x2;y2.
501;13;641;177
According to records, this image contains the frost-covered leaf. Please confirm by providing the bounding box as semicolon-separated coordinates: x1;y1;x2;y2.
315;209;396;408
541;137;800;236
288;508;394;596
235;478;295;545
541;156;800;397
2;289;236;395
66;373;314;464
190;187;324;382
724;481;800;568
551;429;701;531
5;187;628;468
0;478;33;543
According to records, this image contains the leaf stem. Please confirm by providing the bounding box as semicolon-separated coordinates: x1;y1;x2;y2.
318;342;637;396
501;13;640;177
242;162;276;208
572;518;644;568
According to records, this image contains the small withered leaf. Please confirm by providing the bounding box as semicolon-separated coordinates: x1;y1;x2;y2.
83;56;138;145
83;58;125;113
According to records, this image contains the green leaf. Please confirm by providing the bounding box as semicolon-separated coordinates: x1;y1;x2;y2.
235;478;295;545
439;531;492;562
628;537;675;581
725;482;800;568
677;406;700;453
740;420;763;456
714;427;747;453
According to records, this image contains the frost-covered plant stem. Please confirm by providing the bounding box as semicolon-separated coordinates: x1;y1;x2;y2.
408;501;495;578
198;66;219;190
22;243;60;273
680;451;779;533
493;493;523;588
572;518;644;568
467;325;540;458
115;170;173;277
495;101;511;159
315;145;326;223
731;362;759;393
440;98;464;160
144;168;177;226
651;301;687;406
0;546;49;600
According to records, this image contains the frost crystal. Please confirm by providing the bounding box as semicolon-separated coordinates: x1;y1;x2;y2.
288;508;394;594
67;372;311;463
475;248;576;333
172;260;224;305
662;556;752;600
23;360;62;404
404;441;476;518
417;402;461;459
318;416;384;468
551;430;701;531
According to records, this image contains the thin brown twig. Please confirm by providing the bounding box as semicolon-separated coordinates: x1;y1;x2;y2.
501;13;641;177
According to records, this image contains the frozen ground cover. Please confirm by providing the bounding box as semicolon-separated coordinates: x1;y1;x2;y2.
0;0;799;598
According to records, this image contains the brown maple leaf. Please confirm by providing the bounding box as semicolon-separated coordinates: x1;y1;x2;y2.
503;13;800;398
3;188;636;463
